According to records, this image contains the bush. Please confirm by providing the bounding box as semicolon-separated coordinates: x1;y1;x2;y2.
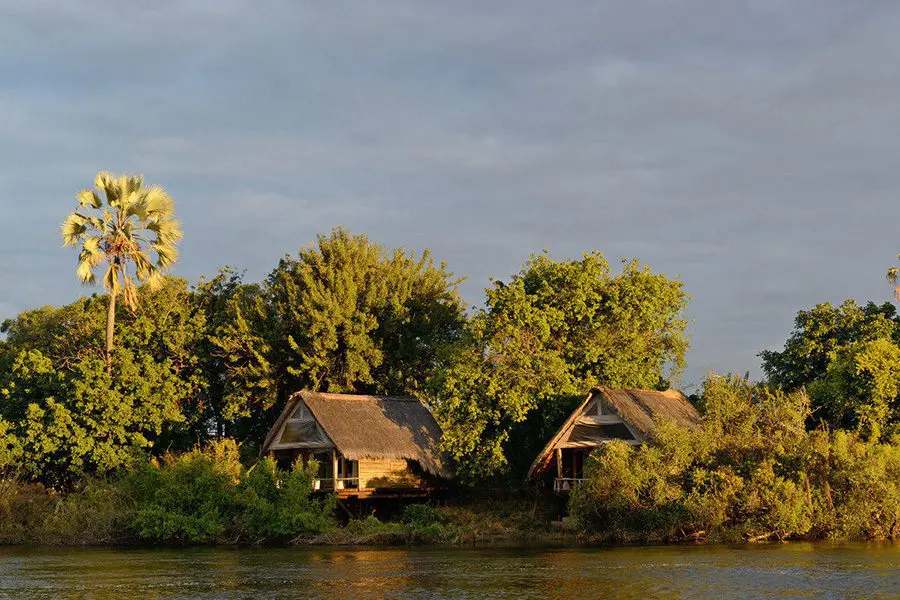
401;503;448;527
0;480;55;544
235;457;335;541
123;439;335;545
40;479;135;545
569;374;900;542
127;448;239;544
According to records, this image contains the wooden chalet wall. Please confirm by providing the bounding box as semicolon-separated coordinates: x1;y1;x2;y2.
358;458;422;488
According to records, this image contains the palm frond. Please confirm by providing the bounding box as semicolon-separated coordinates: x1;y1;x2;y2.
147;218;183;246
94;171;118;206
152;243;179;269
142;185;175;218
121;275;139;310
76;241;106;285
145;269;165;292
61;213;87;247
82;236;104;257
94;171;113;192
132;251;154;280
77;189;102;209
125;174;144;196
76;259;97;284
889;260;900;300
88;215;107;232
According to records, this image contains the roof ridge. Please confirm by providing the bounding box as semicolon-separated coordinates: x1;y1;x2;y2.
593;385;684;396
299;391;419;402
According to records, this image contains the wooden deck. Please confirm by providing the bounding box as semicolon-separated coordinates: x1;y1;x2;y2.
312;481;437;500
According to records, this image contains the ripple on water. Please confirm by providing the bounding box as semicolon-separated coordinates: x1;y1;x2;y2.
0;543;898;599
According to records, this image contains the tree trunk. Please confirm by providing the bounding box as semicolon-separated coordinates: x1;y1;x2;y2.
106;288;116;373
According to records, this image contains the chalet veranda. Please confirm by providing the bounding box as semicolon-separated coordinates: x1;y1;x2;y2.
261;386;698;505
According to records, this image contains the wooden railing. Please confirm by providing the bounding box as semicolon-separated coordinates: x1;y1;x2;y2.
553;478;586;492
314;477;360;491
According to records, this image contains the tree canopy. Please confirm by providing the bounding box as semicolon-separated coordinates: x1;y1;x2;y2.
265;228;466;396
432;252;689;481
760;300;900;439
201;228;468;446
0;279;203;485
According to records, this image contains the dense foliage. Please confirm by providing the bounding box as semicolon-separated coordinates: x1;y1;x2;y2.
570;374;900;542
0;279;204;485
0;439;335;545
2;200;897;546
760;300;900;439
127;439;335;544
432;252;689;480
201;228;467;445
0;228;466;484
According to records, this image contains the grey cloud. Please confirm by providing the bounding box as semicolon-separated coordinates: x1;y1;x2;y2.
1;1;898;385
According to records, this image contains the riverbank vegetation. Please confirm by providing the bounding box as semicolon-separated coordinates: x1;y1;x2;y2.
0;173;897;546
571;375;900;543
0;438;558;546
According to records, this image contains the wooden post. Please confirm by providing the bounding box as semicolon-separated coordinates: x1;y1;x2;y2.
555;448;563;479
332;449;339;490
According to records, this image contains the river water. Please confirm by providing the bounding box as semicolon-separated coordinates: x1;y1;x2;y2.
0;543;897;599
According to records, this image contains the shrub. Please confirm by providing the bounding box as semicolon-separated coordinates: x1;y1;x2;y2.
39;479;135;545
235;457;335;541
126;440;242;544
123;439;336;545
569;374;900;542
0;479;55;544
401;503;448;527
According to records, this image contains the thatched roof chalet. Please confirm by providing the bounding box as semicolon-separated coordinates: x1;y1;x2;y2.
262;391;448;479
528;386;699;479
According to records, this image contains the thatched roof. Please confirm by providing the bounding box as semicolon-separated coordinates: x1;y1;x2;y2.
263;391;449;478
595;387;698;438
528;386;699;478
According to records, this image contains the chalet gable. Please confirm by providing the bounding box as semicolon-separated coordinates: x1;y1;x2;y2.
527;386;699;479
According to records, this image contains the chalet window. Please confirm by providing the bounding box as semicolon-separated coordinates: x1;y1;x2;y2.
599;423;634;439
290;403;311;420
278;419;320;444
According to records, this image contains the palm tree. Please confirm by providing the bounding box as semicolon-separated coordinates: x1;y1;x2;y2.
890;254;900;300
62;171;182;371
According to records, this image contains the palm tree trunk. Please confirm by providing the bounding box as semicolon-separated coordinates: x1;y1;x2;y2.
106;288;116;373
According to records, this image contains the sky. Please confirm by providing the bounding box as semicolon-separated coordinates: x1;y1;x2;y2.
1;1;898;390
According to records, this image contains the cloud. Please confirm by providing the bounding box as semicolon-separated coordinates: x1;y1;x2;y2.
0;1;898;384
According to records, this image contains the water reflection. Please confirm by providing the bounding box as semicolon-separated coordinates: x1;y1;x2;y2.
0;543;897;599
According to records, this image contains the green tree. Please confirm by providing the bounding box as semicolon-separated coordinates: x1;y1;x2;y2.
433;252;689;480
807;339;900;440
196;269;277;442
761;300;899;435
0;279;204;485
265;228;465;396
61;172;182;371
194;229;466;447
